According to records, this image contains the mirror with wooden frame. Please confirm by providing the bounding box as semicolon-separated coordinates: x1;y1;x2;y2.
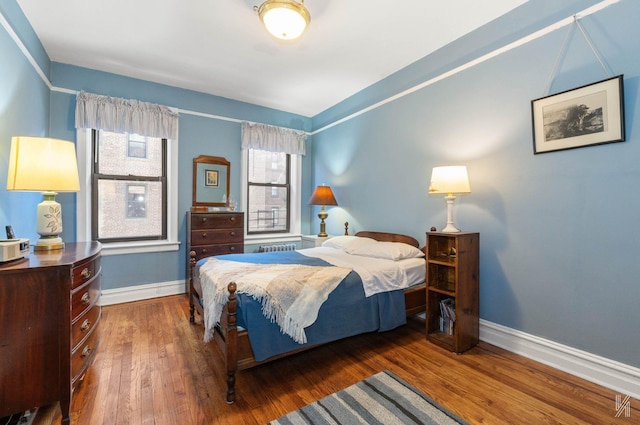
192;155;230;207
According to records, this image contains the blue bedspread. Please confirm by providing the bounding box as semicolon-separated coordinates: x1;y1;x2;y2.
197;251;407;362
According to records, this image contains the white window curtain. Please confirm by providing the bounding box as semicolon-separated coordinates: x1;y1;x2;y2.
241;121;306;155
75;91;179;140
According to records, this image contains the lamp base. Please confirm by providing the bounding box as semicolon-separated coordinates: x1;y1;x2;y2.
441;195;462;233
317;208;328;237
441;224;461;233
34;236;65;251
35;192;65;251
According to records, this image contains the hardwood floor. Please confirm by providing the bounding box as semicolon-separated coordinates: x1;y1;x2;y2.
40;295;637;424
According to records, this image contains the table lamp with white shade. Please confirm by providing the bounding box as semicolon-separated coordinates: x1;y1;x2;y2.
6;136;80;251
429;166;471;233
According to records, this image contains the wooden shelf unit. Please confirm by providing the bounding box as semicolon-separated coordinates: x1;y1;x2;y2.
425;232;479;353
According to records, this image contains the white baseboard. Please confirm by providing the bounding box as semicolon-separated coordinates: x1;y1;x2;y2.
100;280;186;306
99;283;639;400
480;319;640;400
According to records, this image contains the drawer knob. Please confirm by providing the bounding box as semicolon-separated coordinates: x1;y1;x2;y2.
81;268;92;279
229;246;235;252
202;248;208;254
230;231;236;236
81;319;91;332
202;217;208;222
230;216;236;222
202;233;207;239
81;292;91;305
81;345;92;358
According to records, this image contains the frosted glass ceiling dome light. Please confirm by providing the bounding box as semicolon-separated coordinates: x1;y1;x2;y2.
429;166;471;233
257;0;311;40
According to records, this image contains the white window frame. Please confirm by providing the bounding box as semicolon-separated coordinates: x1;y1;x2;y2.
241;149;301;245
76;129;180;256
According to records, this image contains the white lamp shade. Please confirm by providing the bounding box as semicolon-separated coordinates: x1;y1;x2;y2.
429;166;471;195
258;0;310;40
6;136;80;192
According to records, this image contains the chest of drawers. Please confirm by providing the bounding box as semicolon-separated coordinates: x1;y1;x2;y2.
186;211;244;262
0;242;101;424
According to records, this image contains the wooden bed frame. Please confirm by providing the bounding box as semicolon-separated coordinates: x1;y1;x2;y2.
188;231;426;403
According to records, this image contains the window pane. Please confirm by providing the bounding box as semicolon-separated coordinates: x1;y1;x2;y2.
98;131;162;177
248;150;287;184
97;180;163;239
247;185;288;232
127;184;147;218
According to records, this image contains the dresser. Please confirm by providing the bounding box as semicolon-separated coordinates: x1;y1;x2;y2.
0;242;101;424
186;211;244;269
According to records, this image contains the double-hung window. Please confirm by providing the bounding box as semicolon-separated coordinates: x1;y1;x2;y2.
92;130;167;242
75;91;179;254
241;122;306;241
246;149;290;234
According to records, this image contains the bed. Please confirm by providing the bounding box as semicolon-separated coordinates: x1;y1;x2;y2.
188;230;426;403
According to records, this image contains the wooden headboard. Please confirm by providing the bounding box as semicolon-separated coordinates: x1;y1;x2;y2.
354;231;420;248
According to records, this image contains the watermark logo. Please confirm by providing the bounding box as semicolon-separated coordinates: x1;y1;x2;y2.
615;394;631;418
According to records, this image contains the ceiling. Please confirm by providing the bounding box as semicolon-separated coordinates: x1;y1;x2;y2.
17;0;528;117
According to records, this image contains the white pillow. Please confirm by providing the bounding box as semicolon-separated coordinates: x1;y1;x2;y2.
346;241;425;261
321;235;376;250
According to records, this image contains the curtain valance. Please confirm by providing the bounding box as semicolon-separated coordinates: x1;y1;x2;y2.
75;91;179;140
241;122;306;155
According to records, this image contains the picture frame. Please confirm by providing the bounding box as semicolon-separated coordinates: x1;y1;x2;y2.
204;169;219;187
531;75;625;154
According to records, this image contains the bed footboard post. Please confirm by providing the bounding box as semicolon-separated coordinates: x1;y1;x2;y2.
189;251;197;323
226;281;238;404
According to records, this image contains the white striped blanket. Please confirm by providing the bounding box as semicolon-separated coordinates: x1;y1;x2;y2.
198;258;352;344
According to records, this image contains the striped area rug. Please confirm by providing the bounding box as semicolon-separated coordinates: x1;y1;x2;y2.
268;370;468;425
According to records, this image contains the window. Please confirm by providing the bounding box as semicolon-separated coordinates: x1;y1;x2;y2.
246;149;290;234
91;130;167;242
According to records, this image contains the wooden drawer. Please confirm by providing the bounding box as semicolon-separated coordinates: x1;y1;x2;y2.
71;275;100;319
72;256;101;289
72;303;101;349
191;228;243;245
190;213;243;230
192;243;244;260
71;326;99;382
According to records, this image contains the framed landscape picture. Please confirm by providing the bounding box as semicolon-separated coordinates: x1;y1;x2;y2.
531;75;625;154
205;169;219;187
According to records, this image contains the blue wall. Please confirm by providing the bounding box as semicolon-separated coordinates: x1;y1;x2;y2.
1;0;639;370
312;0;640;367
0;1;52;242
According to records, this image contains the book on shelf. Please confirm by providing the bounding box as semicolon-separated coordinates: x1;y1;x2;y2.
439;298;456;335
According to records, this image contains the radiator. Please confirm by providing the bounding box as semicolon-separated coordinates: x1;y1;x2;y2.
258;243;297;253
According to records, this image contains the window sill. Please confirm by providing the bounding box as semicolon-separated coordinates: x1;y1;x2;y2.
245;233;302;245
100;240;181;256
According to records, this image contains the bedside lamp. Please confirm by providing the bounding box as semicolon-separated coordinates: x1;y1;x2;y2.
429;166;471;233
308;185;338;237
6;136;80;251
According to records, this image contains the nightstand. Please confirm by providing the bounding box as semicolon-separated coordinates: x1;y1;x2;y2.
301;235;331;248
425;232;479;353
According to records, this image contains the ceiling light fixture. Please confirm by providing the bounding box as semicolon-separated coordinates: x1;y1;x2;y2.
256;0;311;40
